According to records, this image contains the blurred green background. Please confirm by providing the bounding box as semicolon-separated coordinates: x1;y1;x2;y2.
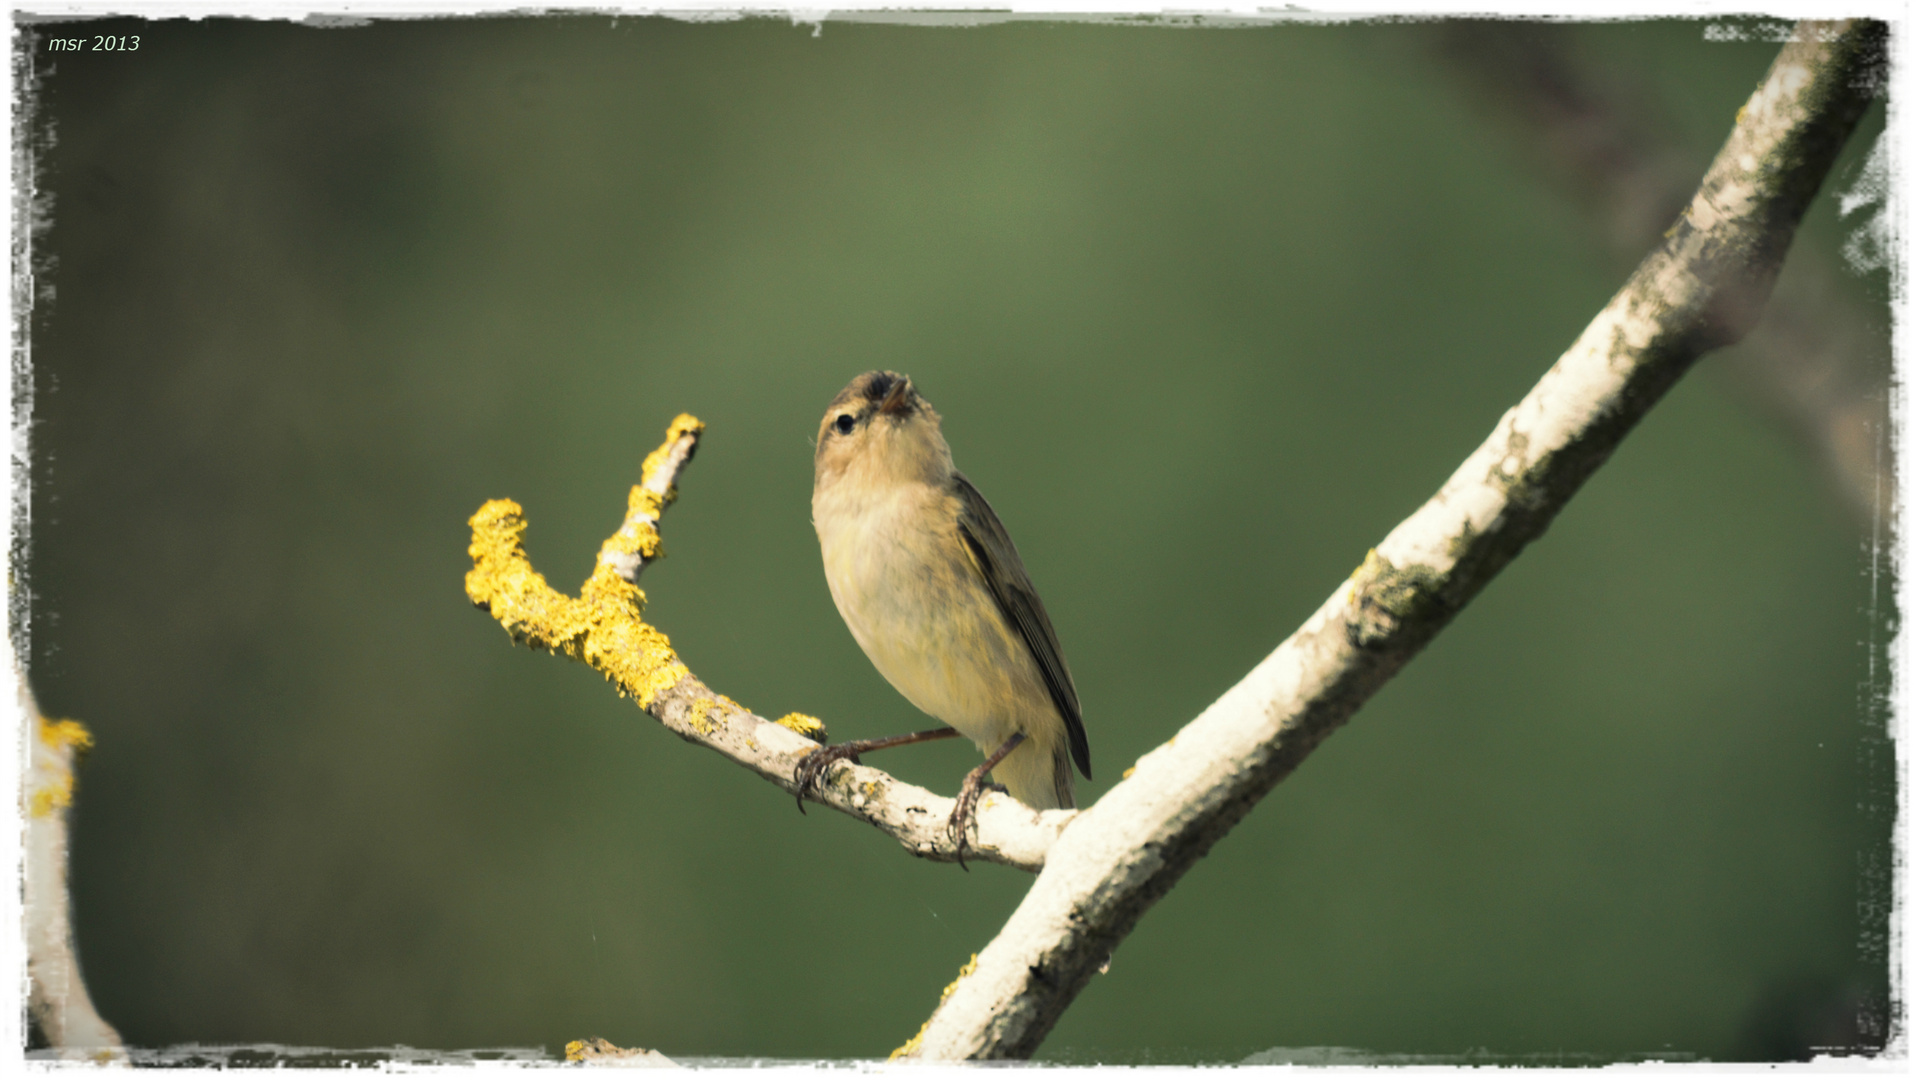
22;14;1893;1063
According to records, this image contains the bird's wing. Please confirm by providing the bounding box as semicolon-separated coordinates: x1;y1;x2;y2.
950;472;1091;781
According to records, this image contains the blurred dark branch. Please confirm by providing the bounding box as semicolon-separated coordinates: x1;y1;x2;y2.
1433;20;1891;525
899;20;1883;1060
20;677;126;1063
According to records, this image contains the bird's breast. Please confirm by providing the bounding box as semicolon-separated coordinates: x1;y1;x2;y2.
813;483;1044;749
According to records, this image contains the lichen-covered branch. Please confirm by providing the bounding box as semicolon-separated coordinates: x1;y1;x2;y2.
465;415;1073;872
21;677;126;1063
564;1037;676;1066
899;20;1882;1059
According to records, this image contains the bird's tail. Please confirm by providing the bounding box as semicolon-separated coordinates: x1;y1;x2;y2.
994;737;1075;811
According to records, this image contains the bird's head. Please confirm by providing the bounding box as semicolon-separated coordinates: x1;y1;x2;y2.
814;370;952;491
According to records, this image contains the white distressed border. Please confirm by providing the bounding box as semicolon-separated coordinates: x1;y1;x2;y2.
5;1;1905;1074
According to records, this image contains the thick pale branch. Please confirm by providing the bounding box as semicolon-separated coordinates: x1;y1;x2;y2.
21;678;126;1063
1436;23;1891;526
901;19;1881;1060
465;416;1073;871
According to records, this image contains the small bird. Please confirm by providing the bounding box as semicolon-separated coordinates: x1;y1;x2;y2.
794;371;1091;865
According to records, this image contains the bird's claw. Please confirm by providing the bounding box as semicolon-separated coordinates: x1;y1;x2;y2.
792;744;861;814
947;779;989;872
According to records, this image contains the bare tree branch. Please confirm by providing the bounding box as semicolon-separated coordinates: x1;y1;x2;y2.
1433;20;1892;526
896;19;1883;1060
21;676;126;1063
564;1037;677;1066
464;415;1075;872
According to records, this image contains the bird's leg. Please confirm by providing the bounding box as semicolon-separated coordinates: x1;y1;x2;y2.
792;727;961;813
949;732;1027;871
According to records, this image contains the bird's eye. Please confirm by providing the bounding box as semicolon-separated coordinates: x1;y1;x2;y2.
833;413;857;435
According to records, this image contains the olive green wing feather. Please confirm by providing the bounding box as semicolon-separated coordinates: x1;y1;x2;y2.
950;472;1091;781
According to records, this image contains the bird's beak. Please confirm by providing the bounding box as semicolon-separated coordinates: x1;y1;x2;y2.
879;376;913;417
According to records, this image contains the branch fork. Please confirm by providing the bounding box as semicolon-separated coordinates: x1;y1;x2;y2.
465;415;1073;872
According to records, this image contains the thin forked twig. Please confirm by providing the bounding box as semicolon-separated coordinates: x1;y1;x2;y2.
464;415;1073;872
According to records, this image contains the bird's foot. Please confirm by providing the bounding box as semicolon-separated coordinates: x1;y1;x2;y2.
946;733;1028;871
789;727;962;816
792;744;862;814
947;772;989;872
947;777;1015;870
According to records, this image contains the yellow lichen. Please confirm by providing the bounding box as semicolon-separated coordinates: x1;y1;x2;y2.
639;414;706;501
578;565;689;708
566;1038;652;1063
39;716;93;755
466;493;688;710
1351;547;1384;582
597;513;664;566
465;499;577;651
686;696;718;736
627;486;666;521
29;773;74;818
28;717;94;818
1122;765;1136;780
774;712;828;742
890;953;979;1060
